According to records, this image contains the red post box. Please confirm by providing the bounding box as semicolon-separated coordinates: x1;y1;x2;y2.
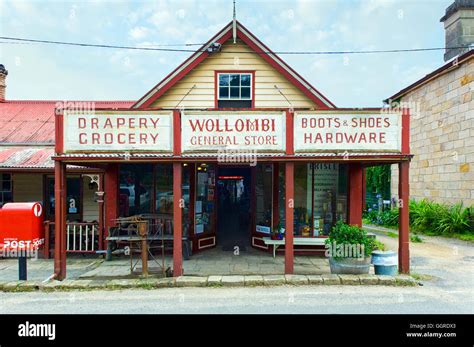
0;202;45;252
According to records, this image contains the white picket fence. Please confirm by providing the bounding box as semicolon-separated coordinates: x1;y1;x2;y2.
66;222;98;252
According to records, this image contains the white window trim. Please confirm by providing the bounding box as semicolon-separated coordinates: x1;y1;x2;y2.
217;73;253;101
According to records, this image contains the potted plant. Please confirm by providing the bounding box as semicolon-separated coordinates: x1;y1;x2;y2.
325;221;377;274
271;222;284;240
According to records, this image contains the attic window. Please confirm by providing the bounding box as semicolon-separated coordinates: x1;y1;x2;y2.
217;72;252;108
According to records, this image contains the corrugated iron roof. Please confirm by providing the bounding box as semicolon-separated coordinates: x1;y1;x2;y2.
0;146;55;168
0;100;134;144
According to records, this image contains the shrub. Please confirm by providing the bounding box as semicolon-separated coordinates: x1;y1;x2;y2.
434;203;472;235
410;199;447;233
379;208;399;226
326;221;377;258
363;209;380;224
365;199;474;236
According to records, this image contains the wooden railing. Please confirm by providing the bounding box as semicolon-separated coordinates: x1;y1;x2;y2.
43;221;100;258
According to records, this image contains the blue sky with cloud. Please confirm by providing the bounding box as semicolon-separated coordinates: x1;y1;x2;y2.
0;0;452;107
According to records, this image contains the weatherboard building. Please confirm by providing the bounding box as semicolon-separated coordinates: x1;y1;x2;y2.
0;21;412;279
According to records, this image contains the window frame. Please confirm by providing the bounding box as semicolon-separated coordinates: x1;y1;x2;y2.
214;70;255;108
0;173;13;205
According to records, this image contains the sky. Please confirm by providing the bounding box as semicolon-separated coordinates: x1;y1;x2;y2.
0;0;453;107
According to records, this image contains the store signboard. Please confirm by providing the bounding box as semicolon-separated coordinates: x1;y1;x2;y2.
294;112;402;152
63;111;173;152
181;112;286;153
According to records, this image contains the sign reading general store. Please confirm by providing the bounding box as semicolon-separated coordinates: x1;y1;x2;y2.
62;110;173;152
181;111;286;153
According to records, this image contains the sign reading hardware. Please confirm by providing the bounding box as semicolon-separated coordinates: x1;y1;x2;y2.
63;111;173;152
182;112;286;152
294;112;402;152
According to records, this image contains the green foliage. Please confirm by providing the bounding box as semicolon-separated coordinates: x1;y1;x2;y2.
434;203;471;234
325;221;377;257
373;239;386;251
366;165;391;199
409;199;446;231
364;199;474;238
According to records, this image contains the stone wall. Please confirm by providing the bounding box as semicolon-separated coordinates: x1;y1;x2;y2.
391;56;474;205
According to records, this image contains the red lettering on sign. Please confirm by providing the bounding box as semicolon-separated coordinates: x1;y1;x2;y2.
79;133;87;144
78;118;86;129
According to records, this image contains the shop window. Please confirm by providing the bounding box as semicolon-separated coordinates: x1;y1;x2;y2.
119;164;153;217
312;163;348;236
46;177;82;221
0;173;13;207
182;165;190;238
195;163;216;235
285;163;348;237
255;164;273;234
217;72;252;108
155;164;173;216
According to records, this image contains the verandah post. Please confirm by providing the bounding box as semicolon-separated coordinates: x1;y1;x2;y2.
284;162;294;274
348;163;363;227
173;162;183;277
398;160;410;274
54;160;67;280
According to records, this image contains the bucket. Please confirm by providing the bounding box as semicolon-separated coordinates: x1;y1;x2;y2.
371;250;398;276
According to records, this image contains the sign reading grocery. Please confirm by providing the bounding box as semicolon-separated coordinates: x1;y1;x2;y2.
63;111;173;152
294;112;402;152
181;112;286;152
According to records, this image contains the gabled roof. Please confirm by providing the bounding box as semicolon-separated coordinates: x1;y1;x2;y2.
385;49;474;103
133;21;335;109
0;100;134;144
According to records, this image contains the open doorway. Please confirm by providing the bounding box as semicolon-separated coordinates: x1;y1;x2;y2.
217;167;251;251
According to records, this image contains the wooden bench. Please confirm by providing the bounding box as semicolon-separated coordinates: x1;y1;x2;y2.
262;237;327;258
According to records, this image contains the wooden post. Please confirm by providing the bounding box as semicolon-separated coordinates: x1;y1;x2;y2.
348;163;363;227
173;162;183;277
398;161;410;274
54;161;67;280
43;221;50;259
97;174;105;251
362;167;367;211
285;162;294;274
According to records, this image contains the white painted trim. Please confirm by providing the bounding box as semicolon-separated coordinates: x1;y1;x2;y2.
198;236;216;250
252;236;269;250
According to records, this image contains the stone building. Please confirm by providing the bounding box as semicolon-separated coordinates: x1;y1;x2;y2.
387;0;474;205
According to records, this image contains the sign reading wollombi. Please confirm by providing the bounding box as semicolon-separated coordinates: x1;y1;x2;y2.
63;111;173;152
181;112;286;153
294;112;402;152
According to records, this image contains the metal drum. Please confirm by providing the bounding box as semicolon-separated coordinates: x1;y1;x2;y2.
371;250;398;276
